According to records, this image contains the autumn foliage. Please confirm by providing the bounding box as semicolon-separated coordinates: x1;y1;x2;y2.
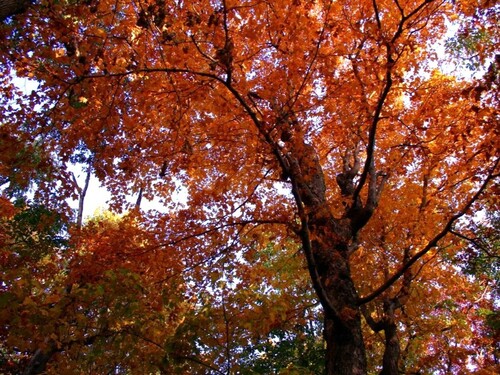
0;0;499;374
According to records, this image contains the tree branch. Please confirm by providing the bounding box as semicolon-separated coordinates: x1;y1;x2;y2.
76;160;92;229
352;60;392;205
359;158;499;305
290;0;333;109
450;229;499;259
296;187;339;318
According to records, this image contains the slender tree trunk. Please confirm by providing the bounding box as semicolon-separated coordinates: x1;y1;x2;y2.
379;297;403;375
76;163;92;229
0;0;32;21
380;320;400;375
361;293;406;374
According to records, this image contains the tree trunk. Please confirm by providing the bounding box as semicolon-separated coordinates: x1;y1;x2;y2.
0;0;32;21
76;162;92;229
285;137;369;374
324;315;367;375
308;215;367;375
380;321;400;375
380;300;401;375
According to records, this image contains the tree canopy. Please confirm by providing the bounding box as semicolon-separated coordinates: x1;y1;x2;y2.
0;0;499;374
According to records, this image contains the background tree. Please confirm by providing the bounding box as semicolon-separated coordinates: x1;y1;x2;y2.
0;0;498;374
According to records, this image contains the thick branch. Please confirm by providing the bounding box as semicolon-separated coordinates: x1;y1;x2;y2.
296;185;338;318
220;0;233;83
82;67;223;83
360;305;384;332
222;81;291;177
336;144;362;197
366;169;387;213
82;65;291;186
373;0;382;29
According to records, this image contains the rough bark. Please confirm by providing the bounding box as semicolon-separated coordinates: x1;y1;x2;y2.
308;212;367;375
325;314;367;375
0;0;32;22
285;136;369;375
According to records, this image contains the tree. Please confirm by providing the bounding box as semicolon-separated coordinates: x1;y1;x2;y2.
0;0;498;374
0;208;193;374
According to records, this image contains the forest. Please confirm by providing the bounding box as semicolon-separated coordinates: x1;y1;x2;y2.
0;0;498;374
